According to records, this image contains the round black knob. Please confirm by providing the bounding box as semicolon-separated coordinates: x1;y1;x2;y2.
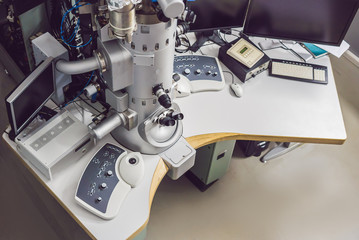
195;69;201;75
129;158;137;165
172;73;181;82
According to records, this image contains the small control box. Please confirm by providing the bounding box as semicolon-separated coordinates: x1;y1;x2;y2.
226;38;264;68
219;36;271;83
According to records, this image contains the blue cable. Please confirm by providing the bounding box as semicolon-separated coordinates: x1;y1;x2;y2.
64;71;95;107
60;0;81;37
65;18;80;43
60;1;92;48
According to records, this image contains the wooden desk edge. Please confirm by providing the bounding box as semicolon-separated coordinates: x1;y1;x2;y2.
185;133;346;150
128;159;169;240
3;131;345;239
3;132;169;240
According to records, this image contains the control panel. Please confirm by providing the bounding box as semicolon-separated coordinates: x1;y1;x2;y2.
173;55;225;92
75;143;144;219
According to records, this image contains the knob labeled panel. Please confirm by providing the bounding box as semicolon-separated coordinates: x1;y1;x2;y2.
75;143;143;219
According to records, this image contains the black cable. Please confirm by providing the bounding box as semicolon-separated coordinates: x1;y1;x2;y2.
73;101;96;116
175;33;191;53
78;95;103;114
223;70;235;84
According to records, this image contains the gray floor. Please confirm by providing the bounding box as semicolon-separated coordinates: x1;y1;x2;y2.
0;55;358;240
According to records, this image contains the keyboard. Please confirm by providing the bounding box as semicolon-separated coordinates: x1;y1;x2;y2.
270;59;328;84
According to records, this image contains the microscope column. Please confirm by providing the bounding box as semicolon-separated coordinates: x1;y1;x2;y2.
111;19;180;154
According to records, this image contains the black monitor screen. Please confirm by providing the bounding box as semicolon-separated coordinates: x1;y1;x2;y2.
243;0;359;46
187;0;250;31
6;57;54;136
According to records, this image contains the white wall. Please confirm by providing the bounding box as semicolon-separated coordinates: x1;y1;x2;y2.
345;10;359;57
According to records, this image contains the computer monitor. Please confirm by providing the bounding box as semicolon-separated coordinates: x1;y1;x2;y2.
6;57;55;138
243;0;359;46
186;0;250;51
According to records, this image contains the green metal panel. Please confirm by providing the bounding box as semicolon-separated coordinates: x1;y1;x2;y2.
207;140;236;184
189;143;215;184
19;3;51;71
190;140;236;185
132;226;147;240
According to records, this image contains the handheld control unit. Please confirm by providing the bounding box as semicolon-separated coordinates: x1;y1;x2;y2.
75;143;144;219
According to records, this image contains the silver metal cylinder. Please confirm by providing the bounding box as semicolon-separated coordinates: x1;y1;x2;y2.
89;112;124;140
56;57;100;75
109;4;137;43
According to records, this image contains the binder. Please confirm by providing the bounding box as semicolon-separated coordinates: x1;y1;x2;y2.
301;43;328;59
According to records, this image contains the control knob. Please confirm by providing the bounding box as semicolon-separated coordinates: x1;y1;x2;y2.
183;68;191;75
106;170;113;177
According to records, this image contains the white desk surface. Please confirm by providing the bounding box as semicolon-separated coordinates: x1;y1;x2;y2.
175;38;346;147
2;36;347;240
3;131;164;240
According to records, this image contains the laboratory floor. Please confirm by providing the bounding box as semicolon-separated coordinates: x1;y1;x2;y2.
147;97;359;240
0;54;359;240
